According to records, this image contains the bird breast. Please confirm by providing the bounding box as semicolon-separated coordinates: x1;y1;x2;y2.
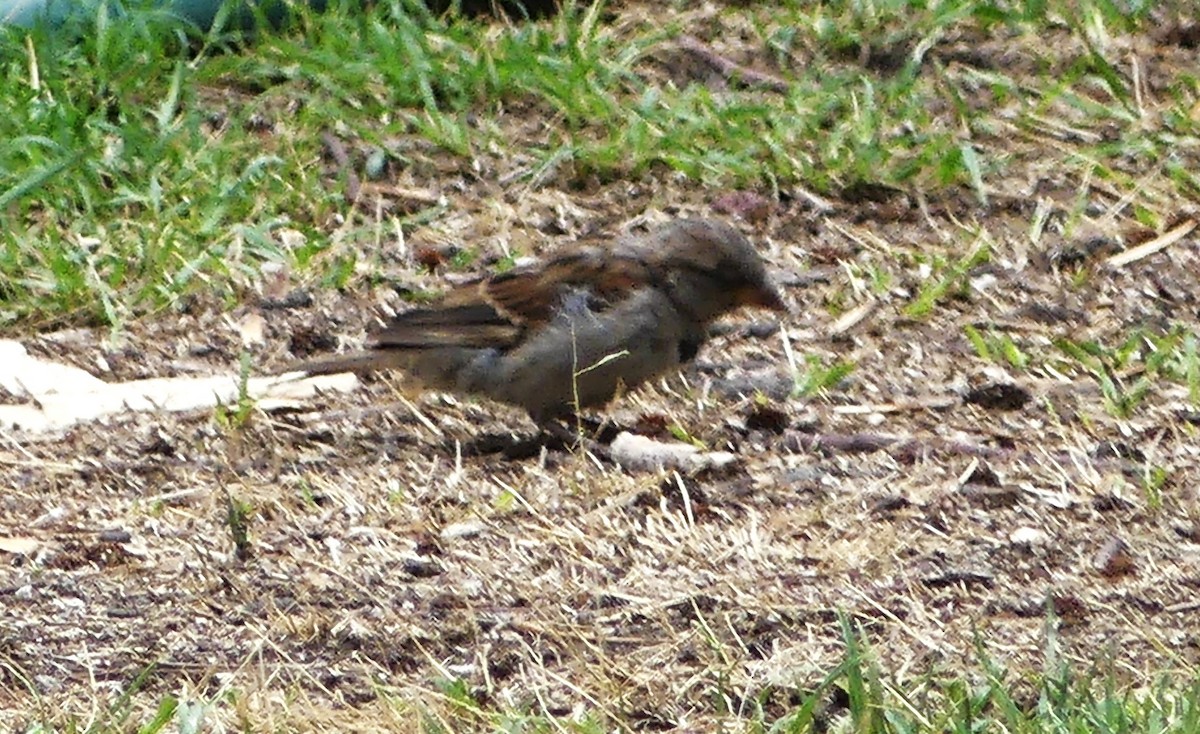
476;288;701;421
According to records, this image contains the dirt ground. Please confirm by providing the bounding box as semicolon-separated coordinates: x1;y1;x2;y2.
4;6;1200;731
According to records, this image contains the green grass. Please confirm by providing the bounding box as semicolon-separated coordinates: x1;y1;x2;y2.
1050;326;1200;418
3;0;1195;331
16;613;1200;732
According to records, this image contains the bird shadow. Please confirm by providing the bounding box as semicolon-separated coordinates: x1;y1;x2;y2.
451;417;624;460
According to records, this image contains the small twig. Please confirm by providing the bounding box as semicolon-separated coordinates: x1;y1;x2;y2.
827;300;876;337
831;396;959;414
784;431;1135;475
1105;219;1197;268
321;130;361;204
785;431;999;460
677;35;790;94
790;184;836;213
0;429;40;463
674;471;695;531
397;394;443;438
358;182;442;208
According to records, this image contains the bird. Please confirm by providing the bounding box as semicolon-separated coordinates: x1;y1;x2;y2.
289;218;786;426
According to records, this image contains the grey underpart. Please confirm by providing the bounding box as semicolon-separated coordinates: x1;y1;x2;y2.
410;288;705;423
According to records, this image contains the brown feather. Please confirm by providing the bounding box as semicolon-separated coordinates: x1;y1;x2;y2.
355;246;666;356
280;351;404;376
482;249;658;323
369;303;522;349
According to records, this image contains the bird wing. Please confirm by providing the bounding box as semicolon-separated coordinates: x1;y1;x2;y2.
371;245;658;351
479;246;657;324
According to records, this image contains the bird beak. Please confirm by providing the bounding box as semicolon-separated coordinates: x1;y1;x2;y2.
738;284;789;313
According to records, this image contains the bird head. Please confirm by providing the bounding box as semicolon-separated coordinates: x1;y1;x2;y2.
653;219;788;321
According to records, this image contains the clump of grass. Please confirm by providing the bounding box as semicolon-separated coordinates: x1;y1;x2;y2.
904;236;991;318
763;612;1200;733
964;324;1030;371
781;326;854;397
1053;327;1196;419
12;0;1181;329
213;348;256;431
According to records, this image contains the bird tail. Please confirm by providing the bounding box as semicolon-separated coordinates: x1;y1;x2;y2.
276;351;403;377
370;303;520;349
277;302;518;378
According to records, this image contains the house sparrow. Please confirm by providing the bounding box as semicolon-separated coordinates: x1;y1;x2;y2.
290;218;786;424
